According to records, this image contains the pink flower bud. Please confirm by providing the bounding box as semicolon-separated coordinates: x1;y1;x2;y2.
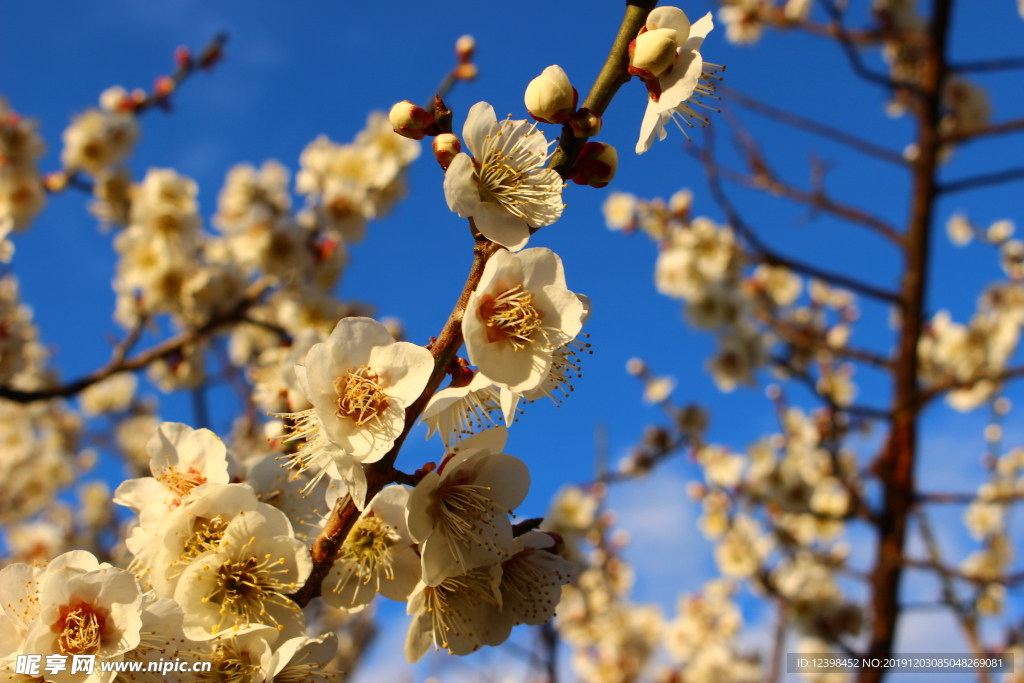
568;108;602;138
432;133;461;170
389;100;436;140
628;28;678;80
568;141;618;189
524;65;577;124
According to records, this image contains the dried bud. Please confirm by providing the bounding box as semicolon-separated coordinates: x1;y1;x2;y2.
389;100;436;140
628;28;678;80
455;35;476;62
568;141;617;189
524;65;577;124
432;133;461;169
568;108;602;138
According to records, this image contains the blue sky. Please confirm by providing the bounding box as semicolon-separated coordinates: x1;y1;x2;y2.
3;1;1024;679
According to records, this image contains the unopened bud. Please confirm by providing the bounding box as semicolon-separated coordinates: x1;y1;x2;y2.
629;28;679;80
568;141;617;189
524;65;577;124
154;76;176;99
389;100;437;140
432;133;461;170
455;35;476;62
174;46;192;71
568;108;602;138
455;63;478;81
43;171;69;193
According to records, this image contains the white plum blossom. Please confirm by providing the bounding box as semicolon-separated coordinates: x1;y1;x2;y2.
21;552;143;683
443;102;564;250
280;317;433;499
635;8;719;153
404;564;504;661
407;427;530;586
463;247;586;394
175;508;311;640
323;485;421;610
113;422;234;517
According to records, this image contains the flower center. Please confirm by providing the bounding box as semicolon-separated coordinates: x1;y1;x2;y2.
334;366;390;426
195;640;260;683
479;285;542;349
56;602;106;655
207;546;296;634
156;466;207;499
333;514;398;599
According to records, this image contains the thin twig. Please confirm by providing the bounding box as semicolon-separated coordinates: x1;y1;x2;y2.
721;84;906;166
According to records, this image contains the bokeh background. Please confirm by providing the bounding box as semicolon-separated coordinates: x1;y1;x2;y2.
2;1;1023;680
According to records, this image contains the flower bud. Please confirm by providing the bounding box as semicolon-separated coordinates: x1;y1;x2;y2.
455;35;476;62
455;62;478;81
432;133;461;170
568;141;618;189
389;100;436;140
524;65;577;124
628;28;678;80
568;108;602;138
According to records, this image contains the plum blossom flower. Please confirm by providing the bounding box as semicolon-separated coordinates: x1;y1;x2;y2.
112;422;234;518
407;427;530;586
634;8;720;154
279;317;433;498
323;485;421;610
463;248;586;395
175;508;311;640
443;102;564;250
21;552;143;683
404;564;504;661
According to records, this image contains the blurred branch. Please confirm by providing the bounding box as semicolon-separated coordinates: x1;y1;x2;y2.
919;364;1024;406
698;129;903;305
939;167;1024;195
721;84;907;166
951;57;1024;73
941;117;1024;145
915;510;991;682
0;280;268;403
819;0;902;90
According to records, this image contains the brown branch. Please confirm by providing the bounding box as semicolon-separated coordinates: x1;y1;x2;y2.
916;491;1024;505
759;313;895;370
915;510;992;683
0;280;268;403
939;167;1024;195
919;364;1024;406
46;32;229;196
941;117;1024;146
862;0;954;678
903;558;1024;587
548;0;658;178
951;57;1024;74
290;240;502;607
716;163;904;246
721;85;907;167
698;131;902;305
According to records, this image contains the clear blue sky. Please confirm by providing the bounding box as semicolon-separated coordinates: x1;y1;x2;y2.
3;1;1024;678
